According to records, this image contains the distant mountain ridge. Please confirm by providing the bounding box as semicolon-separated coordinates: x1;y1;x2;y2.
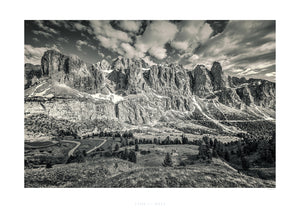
24;50;275;135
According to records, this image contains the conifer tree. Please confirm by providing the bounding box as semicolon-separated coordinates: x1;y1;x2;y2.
129;151;137;163
163;152;173;167
135;144;139;151
114;143;120;152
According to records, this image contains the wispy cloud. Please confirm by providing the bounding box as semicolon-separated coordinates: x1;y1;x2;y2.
34;20;59;34
58;37;69;43
24;44;60;65
76;40;96;52
182;20;275;81
171;21;213;53
25;20;276;81
135;21;178;60
32;30;53;38
119;21;142;33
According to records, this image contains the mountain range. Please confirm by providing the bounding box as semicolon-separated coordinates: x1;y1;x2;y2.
24;50;275;137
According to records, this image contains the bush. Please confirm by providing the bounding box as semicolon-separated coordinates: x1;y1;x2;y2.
179;161;186;167
140;150;150;155
224;150;231;162
46;163;52;168
162;153;173;167
121;148;129;160
128;151;137;163
114;144;120;152
241;157;250;170
67;151;85;163
104;151;112;157
212;149;218;157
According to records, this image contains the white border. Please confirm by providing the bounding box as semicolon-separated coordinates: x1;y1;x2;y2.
1;0;300;211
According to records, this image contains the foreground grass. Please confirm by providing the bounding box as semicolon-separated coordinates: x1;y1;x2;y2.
24;157;275;188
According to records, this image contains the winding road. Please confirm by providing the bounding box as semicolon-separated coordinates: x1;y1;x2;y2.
61;139;107;156
86;139;107;154
61;140;81;156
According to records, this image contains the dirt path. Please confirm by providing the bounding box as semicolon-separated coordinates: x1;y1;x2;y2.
61;140;81;156
86;139;107;154
219;158;238;172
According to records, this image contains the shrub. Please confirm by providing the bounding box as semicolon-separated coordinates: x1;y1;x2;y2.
128;151;137;163
121;148;129;160
162;153;173;167
104;151;112;157
67;151;85;163
212;149;218;157
241;157;250;170
140;150;150;155
46;163;52;168
135;144;139;151
224;150;231;162
179;161;186;167
114;144;120;152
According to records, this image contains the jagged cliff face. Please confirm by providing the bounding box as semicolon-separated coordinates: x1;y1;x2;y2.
24;63;42;89
41;50;108;94
25;50;276;134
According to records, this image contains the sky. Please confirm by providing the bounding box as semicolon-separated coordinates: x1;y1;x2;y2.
24;20;275;81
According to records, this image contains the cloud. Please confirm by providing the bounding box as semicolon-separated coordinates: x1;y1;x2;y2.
73;22;93;34
97;51;105;59
58;37;69;43
76;40;96;51
119;21;142;33
74;22;87;31
24;44;60;65
120;43;144;58
32;30;53;38
89;20;133;56
265;72;275;77
148;46;167;60
143;56;156;66
34;20;59;34
188;54;200;63
49;20;76;31
170;41;189;51
182;20;275;81
88;21;178;61
135;21;178;60
90;20;131;41
171;21;213;53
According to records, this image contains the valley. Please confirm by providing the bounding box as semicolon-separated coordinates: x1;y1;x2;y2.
24;50;275;188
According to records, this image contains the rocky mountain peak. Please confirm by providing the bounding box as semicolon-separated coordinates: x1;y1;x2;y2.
99;59;111;70
210;61;227;90
26;50;275;120
189;64;214;97
211;61;222;73
112;57;149;71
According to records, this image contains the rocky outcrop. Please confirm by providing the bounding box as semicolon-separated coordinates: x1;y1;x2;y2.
189;65;214;97
144;64;191;96
24;98;116;122
210;61;228;90
24;63;42;89
98;59;111;70
25;50;276;128
41;50;108;94
111;57;148;71
248;79;276;109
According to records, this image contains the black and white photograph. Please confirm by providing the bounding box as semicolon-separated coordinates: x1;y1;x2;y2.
24;20;276;188
2;0;300;212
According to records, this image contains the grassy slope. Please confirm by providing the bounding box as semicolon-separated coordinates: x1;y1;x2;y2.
24;157;275;188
